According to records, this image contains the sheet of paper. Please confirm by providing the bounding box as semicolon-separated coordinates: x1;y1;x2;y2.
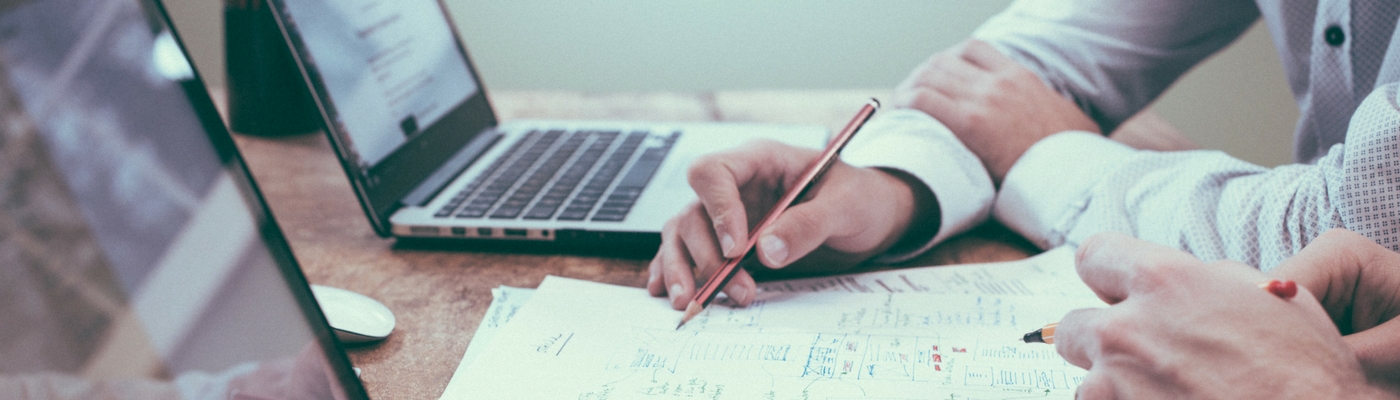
440;285;536;399
455;286;534;368
444;275;1104;399
759;246;1087;297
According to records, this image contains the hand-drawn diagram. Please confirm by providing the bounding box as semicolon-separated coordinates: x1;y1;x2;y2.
449;275;1100;400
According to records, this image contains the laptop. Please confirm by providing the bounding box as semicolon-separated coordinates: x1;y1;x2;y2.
263;0;828;249
0;0;367;398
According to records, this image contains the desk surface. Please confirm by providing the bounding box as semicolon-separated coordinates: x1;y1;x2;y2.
229;90;1037;400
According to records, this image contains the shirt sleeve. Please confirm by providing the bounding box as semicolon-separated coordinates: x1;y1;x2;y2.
842;109;995;263
998;83;1400;270
972;0;1260;133
997;131;1348;271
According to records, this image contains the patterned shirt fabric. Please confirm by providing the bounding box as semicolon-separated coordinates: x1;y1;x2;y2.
840;0;1400;269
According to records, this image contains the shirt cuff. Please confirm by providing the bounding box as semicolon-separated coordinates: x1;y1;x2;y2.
842;109;995;262
995;131;1137;249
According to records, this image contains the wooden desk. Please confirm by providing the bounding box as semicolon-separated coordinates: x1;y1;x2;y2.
230;90;1037;400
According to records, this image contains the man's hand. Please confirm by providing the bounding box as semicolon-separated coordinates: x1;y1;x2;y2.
1055;232;1391;399
647;140;933;310
1270;228;1400;394
893;39;1098;185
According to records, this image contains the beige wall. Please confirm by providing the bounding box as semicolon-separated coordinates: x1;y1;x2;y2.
164;0;1297;167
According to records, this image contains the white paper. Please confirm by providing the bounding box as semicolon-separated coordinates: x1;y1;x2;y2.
440;286;534;399
458;286;535;367
759;246;1086;297
444;274;1103;399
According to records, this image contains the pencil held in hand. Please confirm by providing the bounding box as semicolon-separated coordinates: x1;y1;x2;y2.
675;99;881;330
1022;322;1057;344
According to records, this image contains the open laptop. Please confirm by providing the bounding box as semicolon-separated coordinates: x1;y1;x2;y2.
0;0;367;398
263;0;828;248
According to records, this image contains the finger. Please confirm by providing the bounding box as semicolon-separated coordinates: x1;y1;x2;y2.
658;220;698;310
1276;227;1383;324
677;214;759;307
1344;316;1400;387
1053;307;1106;369
647;255;664;296
650;206;704;298
1075;371;1116;400
903;53;988;100
893;86;969;130
754;200;840;269
1074;232;1201;304
723;268;758;307
960;38;1016;71
679;208;725;281
686;147;774;258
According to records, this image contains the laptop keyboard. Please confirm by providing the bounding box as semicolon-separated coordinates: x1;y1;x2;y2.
432;129;679;222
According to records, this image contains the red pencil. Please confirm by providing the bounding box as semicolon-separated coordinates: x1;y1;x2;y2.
676;99;880;329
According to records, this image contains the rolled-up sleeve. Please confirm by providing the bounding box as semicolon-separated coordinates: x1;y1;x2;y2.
842;109;995;262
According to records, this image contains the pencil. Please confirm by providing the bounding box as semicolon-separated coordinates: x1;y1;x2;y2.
1022;322;1057;344
1020;279;1299;344
676;99;881;329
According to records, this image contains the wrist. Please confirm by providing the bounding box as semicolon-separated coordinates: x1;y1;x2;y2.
870;167;940;258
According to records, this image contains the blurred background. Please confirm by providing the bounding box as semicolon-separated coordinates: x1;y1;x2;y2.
163;0;1298;167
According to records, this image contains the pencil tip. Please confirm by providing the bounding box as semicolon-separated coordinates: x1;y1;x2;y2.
675;301;703;330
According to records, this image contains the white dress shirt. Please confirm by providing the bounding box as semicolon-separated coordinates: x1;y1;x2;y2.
842;0;1400;270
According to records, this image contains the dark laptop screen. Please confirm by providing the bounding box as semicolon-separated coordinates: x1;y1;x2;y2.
276;0;477;168
270;0;498;234
0;0;364;398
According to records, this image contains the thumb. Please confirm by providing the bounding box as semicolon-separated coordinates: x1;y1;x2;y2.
755;201;835;269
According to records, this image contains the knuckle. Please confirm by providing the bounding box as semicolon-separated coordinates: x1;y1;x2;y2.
686;155;724;184
991;74;1020;94
928;53;955;70
954;39;977;57
1092;314;1145;354
783;209;825;239
1319;227;1361;244
904;91;940;116
1129;258;1189;293
960;109;988;131
662;217;682;237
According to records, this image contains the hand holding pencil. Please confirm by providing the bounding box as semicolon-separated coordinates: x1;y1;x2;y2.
647;101;936;315
1040;232;1393;399
675;100;879;328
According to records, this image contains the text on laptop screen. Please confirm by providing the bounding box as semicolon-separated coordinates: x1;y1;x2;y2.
279;0;477;169
0;0;351;397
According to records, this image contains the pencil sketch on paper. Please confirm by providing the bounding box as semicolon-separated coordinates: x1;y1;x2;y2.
445;270;1102;400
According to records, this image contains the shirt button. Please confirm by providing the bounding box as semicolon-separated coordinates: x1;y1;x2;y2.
1325;25;1346;47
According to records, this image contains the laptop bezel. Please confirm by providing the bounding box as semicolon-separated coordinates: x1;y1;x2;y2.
263;0;498;237
153;1;372;396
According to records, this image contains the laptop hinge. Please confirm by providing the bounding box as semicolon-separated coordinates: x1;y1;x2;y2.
401;128;503;207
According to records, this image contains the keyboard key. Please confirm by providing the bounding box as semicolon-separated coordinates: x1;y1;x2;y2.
557;207;590;221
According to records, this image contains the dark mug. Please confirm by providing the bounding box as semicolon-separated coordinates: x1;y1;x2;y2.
224;0;319;136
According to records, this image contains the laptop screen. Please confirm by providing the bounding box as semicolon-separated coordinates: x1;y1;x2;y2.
0;0;365;398
270;0;499;234
276;0;478;168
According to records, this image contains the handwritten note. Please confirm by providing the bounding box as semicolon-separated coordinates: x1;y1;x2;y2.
455;286;534;368
442;269;1103;399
